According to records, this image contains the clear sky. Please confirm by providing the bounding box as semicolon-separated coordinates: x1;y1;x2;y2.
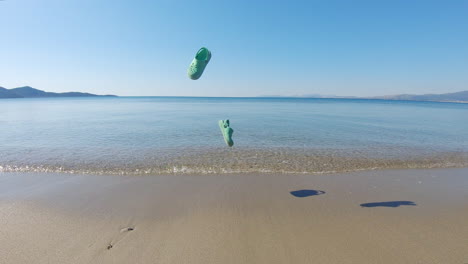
1;0;467;97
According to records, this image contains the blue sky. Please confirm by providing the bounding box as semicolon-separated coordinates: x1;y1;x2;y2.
1;0;467;96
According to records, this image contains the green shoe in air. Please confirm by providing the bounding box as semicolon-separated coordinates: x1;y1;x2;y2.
187;47;211;80
218;120;234;147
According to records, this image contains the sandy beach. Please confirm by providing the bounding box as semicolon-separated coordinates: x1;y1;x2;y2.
0;168;467;263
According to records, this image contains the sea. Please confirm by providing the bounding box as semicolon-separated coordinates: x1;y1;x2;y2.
1;97;467;175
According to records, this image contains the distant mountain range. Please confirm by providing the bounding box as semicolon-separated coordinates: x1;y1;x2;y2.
0;86;116;99
260;90;468;103
369;91;468;102
2;86;467;103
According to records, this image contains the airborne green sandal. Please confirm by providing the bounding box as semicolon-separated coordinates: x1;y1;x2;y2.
187;47;211;80
218;120;234;147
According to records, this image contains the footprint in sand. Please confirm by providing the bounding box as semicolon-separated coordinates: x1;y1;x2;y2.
107;226;135;250
120;227;134;232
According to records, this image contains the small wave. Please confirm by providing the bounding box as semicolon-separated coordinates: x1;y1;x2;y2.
1;148;467;175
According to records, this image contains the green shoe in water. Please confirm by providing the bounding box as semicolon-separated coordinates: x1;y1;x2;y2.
187;47;211;80
218;120;234;147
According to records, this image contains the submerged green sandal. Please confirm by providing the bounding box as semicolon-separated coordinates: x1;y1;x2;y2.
218;120;234;147
187;47;211;80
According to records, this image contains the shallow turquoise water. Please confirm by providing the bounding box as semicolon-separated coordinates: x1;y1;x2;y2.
1;97;467;174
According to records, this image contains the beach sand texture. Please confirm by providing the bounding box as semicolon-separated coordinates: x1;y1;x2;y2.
1;168;467;263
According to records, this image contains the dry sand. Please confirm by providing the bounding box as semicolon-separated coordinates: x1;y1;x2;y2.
0;168;467;263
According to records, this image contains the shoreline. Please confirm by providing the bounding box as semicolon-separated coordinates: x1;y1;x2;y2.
2;148;467;176
1;168;467;263
2;163;468;176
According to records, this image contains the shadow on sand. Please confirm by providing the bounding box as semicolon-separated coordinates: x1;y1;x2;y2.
360;201;416;208
290;189;326;198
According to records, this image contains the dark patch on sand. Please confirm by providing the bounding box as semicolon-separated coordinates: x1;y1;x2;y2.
290;189;326;198
360;201;416;208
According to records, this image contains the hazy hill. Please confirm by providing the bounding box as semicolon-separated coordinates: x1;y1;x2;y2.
370;91;468;102
258;91;468;103
0;87;22;98
0;86;116;99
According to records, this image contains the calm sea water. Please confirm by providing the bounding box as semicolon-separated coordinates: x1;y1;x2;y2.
1;97;467;174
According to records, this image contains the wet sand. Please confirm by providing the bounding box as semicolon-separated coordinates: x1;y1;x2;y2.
0;168;467;263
